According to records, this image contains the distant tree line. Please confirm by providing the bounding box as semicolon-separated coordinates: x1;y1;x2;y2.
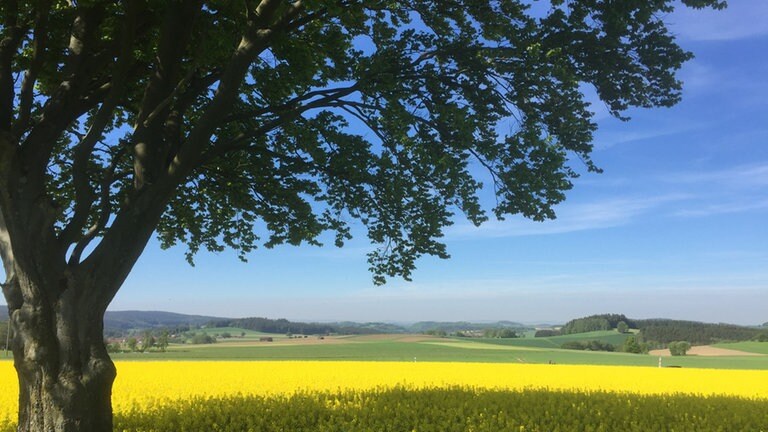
410;321;525;334
482;328;519;338
534;329;561;337
562;314;636;335
212;317;528;336
560;340;615;352
636;320;763;345
105;329;171;353
561;314;765;346
214;317;341;336
0;320;11;351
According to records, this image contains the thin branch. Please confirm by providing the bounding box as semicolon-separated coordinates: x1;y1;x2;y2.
68;144;129;265
141;69;194;129
254;0;284;26
18;4;108;187
59;2;140;248
132;0;201;190
0;0;25;132
0;208;14;279
13;0;52;135
204;86;363;162
224;84;360;123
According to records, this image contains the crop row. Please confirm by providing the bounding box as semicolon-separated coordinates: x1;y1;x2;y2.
4;387;765;432
1;361;766;431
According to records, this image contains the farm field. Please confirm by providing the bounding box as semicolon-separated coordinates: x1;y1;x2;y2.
715;341;768;355
2;334;767;430
105;331;768;370
1;360;767;432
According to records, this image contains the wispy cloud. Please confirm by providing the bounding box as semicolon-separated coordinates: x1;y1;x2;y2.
673;198;768;218
669;2;768;42
665;163;768;189
593;122;704;149
661;163;768;218
447;194;686;239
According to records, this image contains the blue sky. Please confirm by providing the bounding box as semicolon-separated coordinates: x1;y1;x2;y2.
107;3;767;325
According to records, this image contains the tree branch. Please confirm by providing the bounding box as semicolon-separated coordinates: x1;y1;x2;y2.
68;144;129;265
223;84;360;123
82;0;318;306
205;85;362;161
0;0;25;132
58;2;141;249
132;0;201;190
0;206;14;280
13;0;52;136
19;4;108;188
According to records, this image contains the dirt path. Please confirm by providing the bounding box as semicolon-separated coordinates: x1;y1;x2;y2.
649;345;764;357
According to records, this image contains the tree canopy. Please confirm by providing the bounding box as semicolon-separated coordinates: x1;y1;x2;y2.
0;0;725;287
0;1;727;430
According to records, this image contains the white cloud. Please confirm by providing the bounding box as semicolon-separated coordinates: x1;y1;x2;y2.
668;2;768;42
594;126;694;149
673;198;768;218
660;163;768;217
447;194;687;239
665;163;768;189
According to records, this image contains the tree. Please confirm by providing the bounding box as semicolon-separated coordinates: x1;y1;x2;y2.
534;329;560;338
668;341;692;356
617;321;629;334
157;330;170;352
188;332;215;345
0;1;724;430
126;337;138;353
562;316;611;334
141;330;155;352
0;319;11;352
622;335;642;354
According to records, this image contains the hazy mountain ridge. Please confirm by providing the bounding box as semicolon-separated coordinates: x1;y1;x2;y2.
104;310;227;330
0;306;764;336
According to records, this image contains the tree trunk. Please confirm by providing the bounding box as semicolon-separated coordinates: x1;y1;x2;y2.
7;274;116;432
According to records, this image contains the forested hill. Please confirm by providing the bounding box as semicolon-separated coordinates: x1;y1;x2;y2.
636;319;764;345
218;317;366;335
214;318;527;335
562;313;766;345
104;310;226;330
562;314;635;334
408;321;525;333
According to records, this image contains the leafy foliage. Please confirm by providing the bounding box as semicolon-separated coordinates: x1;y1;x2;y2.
622;335;645;354
534;329;561;337
617;321;629;334
561;340;615;352
668;341;692;356
562;316;611;334
3;389;761;432
638;320;763;345
223;317;337;335
0;0;726;285
562;314;638;334
0;320;10;351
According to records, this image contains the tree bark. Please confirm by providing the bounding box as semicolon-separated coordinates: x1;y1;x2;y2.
7;273;116;432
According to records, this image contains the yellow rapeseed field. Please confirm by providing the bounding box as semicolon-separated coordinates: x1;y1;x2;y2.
1;360;766;421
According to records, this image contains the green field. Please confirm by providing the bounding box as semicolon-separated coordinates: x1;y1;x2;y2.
715;341;768;355
102;330;768;370
472;330;634;349
193;327;289;339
